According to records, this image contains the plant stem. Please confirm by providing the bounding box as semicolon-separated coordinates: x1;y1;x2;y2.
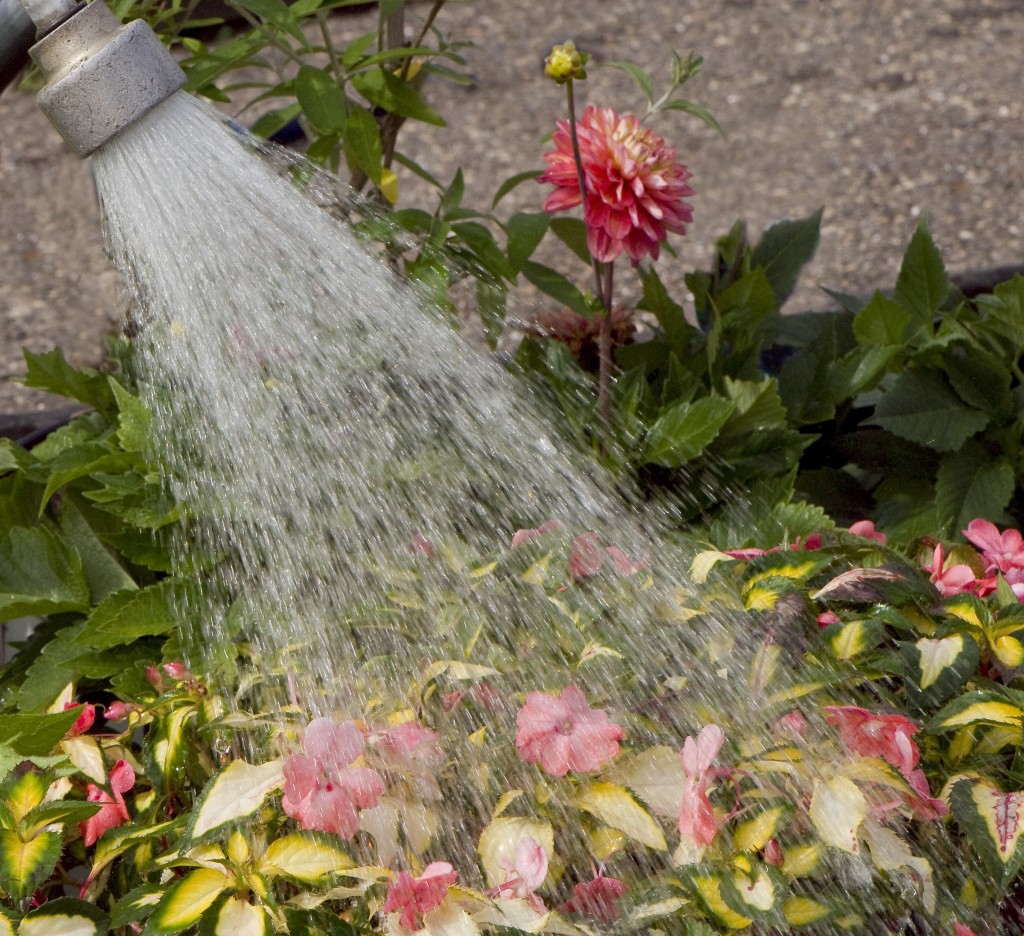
565;79;614;438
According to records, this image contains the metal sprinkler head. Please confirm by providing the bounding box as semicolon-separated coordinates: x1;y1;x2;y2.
22;0;185;157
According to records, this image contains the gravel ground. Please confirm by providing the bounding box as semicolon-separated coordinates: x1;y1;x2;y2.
2;0;1023;418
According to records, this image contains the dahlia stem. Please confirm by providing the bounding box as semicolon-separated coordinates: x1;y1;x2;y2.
564;80;614;439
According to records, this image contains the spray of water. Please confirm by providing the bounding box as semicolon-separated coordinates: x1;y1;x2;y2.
89;92;966;930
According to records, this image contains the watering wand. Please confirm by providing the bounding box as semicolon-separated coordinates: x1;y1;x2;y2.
3;0;184;156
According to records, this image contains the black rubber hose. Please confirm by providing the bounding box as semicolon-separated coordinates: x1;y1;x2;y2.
0;0;36;95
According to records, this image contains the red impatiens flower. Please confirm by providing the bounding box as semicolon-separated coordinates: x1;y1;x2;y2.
382;862;457;931
65;702;96;736
281;718;386;839
540;105;694;264
824;706;920;777
80;759;135;846
516;686;624;777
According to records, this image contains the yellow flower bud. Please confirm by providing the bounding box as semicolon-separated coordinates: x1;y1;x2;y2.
545;40;589;84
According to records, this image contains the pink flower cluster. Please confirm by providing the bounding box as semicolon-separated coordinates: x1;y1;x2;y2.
281;718;386;839
926;519;1024;598
540;105;694;264
511;521;649;578
678;724;725;847
515;686;624;777
382;862;457;931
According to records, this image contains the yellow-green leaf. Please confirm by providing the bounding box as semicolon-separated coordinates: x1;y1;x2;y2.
782;842;822;878
477;817;553;888
809;776;865;854
6;770;48;824
733;805;786;852
605;745;684;819
830;620;875;660
574;781;667;851
187;759;283;843
0;829;61;900
262;831;352;882
212;897;269;935
692;876;751;929
993;635;1024;667
784;896;831;925
146;867;230;932
950;777;1024;885
934;694;1024;731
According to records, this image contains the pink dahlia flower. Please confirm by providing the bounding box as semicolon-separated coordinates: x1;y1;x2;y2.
540;105;694;264
80;759;135;846
516;686;624;777
282;718;386;839
824;706;920;778
382;862;457;932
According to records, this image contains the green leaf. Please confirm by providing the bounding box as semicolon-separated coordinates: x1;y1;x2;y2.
143;868;231;935
261;830;352;882
951;777;1024;887
605;60;654;102
943;341;1014;416
894;218;950;336
438;167;465;219
750;208;822;308
0;709;81;759
21;799;102;839
869;369;989;452
22;349;115;414
902;633;979;708
38;443;132;515
490;169;541;209
505;212;550;274
250;104;303;140
109;380;153;454
71;582;176;651
852;291;910;346
18;898;108;936
351;69;445;126
935;445;1015;534
574;781;667;850
657;97;725;136
296;66;347;135
0;525;90;620
549;217;591;265
931;691;1024;731
520;261;591;318
201;897;270;936
342;106;382;183
58;500;137;602
643;397;736;467
110;884;166;929
0;829;61;900
186;760;284;844
638;265;693;351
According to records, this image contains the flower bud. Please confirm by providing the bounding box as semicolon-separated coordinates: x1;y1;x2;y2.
545;41;589;84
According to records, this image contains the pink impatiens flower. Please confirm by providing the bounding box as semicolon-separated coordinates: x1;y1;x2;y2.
824;706;920;777
281;718;386;839
540;105;694;264
678;724;725;847
560;873;629;924
80;759;135;846
923;543;977;597
516;686;624;777
963;519;1024;575
488;835;548;913
382;862;458;932
849;520;887;544
65;702;96;736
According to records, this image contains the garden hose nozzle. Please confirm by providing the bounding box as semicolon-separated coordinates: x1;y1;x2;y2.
21;0;185;157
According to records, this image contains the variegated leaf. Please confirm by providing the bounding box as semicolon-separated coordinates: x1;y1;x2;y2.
0;828;61;900
691;876;751;930
477;817;553;888
573;781;667;851
143;867;231;934
733;804;788;853
186;759;283;843
931;691;1024;733
826;619;882;661
0;908;13;936
206;896;270;935
262;830;352;882
783;896;831;926
17;898;107;936
606;745;684;819
149;706;197;789
902;633;978;707
110;884;165;929
950;777;1024;886
809;775;866;854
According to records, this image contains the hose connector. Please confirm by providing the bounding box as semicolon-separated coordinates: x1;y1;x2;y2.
29;0;185;157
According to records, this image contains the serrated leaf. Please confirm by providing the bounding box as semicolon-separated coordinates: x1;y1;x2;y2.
852;291;910;346
827;619;882;661
606;745;684;820
0;828;62;900
750;209;822;308
262;830;352;882
643;397;736;467
144;868;231;934
935;446;1014;534
692;876;751;929
109;380;152;454
22;349;116;414
0;709;81;759
187;760;284;843
21;798;102;839
70;582;176;651
894;218;950;335
110;884;165;928
0;525;91;620
870;369;989;452
573;781;667;850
